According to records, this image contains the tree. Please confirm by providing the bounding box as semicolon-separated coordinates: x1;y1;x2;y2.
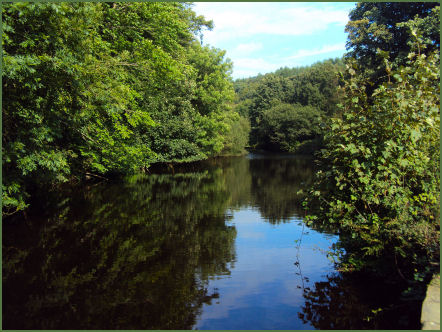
287;59;344;116
187;43;237;156
2;2;245;216
234;59;343;151
345;2;439;92
220;113;250;156
2;3;117;214
258;103;323;152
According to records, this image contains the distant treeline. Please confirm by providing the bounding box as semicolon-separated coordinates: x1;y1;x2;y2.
233;58;345;153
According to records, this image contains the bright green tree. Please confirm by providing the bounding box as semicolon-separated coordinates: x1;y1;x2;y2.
2;2;247;216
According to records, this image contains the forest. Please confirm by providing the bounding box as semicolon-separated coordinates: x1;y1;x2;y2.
2;1;440;287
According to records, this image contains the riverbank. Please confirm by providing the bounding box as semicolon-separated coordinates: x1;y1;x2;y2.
421;274;440;330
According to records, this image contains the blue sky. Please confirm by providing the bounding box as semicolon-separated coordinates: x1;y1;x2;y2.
192;2;356;79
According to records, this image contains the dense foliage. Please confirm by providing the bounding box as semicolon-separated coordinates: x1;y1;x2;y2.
234;59;344;152
345;2;440;93
257;103;323;152
306;7;440;282
2;2;249;216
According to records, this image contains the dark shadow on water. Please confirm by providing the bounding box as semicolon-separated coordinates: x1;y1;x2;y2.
299;272;422;329
3;170;236;329
248;154;315;223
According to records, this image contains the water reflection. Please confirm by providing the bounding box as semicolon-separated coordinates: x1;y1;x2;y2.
3;154;417;329
208;153;315;222
4;171;237;329
248;154;315;223
299;272;421;329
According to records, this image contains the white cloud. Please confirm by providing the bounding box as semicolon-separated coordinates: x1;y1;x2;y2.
191;2;354;79
285;43;346;60
193;2;350;44
234;42;263;54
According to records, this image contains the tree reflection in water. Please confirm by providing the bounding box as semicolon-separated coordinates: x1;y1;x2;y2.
298;272;422;329
248;154;315;223
3;171;236;329
4;154;419;329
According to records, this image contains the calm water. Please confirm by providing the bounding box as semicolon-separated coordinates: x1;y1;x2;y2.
3;153;419;329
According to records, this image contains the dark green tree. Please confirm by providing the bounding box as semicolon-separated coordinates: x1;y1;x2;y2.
345;2;439;92
287;59;344;116
236;59;343;151
257;103;323;153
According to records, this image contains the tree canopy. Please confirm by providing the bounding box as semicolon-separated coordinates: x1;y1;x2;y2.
345;2;439;92
233;58;345;152
2;2;249;216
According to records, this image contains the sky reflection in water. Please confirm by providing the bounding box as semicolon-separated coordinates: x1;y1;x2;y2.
195;208;336;330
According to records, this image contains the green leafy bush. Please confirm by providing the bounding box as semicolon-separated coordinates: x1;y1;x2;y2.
306;24;440;279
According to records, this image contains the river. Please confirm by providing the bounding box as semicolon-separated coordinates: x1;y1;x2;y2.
3;153;420;329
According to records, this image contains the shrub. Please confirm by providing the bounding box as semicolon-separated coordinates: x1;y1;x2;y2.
305;26;440;280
